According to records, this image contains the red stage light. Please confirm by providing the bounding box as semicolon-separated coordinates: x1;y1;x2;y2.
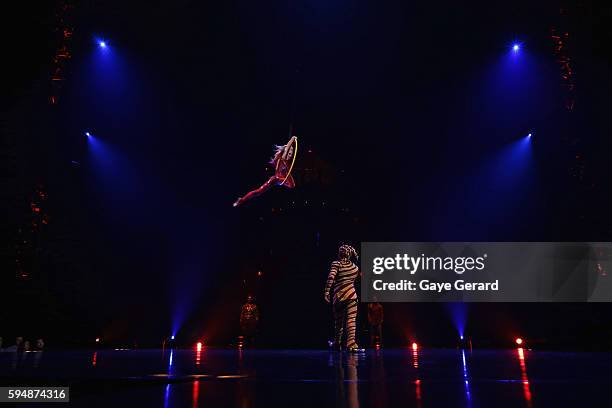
412;342;418;351
95;337;100;343
515;337;523;346
195;342;203;366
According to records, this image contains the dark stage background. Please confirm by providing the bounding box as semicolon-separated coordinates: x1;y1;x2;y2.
2;0;612;349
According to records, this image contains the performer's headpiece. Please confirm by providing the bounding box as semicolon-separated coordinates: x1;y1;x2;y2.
339;244;358;261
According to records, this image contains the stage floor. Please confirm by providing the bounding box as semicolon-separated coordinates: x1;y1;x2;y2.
2;348;612;407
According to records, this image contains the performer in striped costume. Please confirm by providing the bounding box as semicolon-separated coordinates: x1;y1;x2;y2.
325;244;363;352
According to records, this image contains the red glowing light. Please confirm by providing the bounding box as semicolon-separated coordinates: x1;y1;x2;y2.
412;342;418;351
95;337;100;343
195;342;202;366
192;380;199;408
517;348;532;403
415;379;422;400
515;337;523;346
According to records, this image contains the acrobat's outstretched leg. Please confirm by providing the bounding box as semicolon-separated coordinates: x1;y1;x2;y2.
233;176;278;207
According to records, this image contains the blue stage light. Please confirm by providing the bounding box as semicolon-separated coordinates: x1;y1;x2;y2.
170;335;175;340
99;41;107;48
85;131;92;137
512;43;520;52
527;133;532;138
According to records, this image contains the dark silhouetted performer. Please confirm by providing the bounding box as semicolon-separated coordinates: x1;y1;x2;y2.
233;136;297;207
325;244;363;352
240;295;260;345
368;300;384;347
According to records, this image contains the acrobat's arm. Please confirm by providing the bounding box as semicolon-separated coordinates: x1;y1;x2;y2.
324;261;338;303
282;136;297;160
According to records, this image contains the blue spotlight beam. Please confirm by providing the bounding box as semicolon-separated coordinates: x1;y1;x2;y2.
448;303;468;340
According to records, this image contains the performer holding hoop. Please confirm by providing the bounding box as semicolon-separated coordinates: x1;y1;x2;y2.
233;136;298;207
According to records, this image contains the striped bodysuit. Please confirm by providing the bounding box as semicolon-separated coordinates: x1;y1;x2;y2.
325;259;359;348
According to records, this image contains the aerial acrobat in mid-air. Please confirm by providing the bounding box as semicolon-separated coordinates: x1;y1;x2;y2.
233;135;298;207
